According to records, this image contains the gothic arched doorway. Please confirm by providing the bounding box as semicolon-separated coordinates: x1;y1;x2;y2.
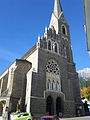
46;96;54;115
56;97;62;116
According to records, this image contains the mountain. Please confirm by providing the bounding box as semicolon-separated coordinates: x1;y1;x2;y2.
77;68;90;81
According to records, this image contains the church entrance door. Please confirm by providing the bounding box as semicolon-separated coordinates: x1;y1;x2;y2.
46;96;54;115
56;97;62;116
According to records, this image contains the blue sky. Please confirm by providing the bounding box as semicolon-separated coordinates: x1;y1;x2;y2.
0;0;90;74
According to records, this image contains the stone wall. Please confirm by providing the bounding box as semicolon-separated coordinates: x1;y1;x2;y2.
10;60;32;112
1;73;8;95
30;48;80;117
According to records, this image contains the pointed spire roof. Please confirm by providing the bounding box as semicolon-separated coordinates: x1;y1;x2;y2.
53;0;62;18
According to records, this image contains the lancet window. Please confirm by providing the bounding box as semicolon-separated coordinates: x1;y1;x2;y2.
48;41;51;50
61;25;67;35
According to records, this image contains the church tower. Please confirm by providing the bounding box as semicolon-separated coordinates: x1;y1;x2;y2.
23;0;83;117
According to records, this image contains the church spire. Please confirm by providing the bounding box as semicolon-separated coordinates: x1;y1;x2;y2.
53;0;62;18
49;0;64;34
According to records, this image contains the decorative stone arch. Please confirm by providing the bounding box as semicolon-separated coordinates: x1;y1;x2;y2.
46;59;61;92
61;24;67;35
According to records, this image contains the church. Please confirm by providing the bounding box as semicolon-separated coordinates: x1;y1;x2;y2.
0;0;83;118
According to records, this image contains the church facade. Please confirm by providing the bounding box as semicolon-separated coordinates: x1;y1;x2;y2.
0;0;83;118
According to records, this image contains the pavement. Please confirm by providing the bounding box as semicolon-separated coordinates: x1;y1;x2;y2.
61;116;90;120
0;116;90;120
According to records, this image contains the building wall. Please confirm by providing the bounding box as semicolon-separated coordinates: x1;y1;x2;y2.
1;74;8;95
29;48;79;117
0;69;9;96
0;60;32;114
25;70;32;112
10;60;32;112
83;0;90;51
26;49;38;72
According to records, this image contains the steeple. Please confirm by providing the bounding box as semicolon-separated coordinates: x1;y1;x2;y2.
53;0;62;18
49;0;63;34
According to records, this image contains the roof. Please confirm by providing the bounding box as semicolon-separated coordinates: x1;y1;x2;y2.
21;44;37;60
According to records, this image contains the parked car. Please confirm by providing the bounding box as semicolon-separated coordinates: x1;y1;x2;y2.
10;112;32;120
40;116;59;120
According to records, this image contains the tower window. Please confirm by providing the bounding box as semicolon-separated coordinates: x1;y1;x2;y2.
61;25;67;35
55;43;58;53
62;26;65;34
48;41;51;50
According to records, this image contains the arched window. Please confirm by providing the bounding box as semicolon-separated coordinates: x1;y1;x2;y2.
61;25;67;35
47;79;51;90
48;41;51;50
56;81;60;91
62;26;65;35
52;80;55;90
55;43;58;53
53;81;56;90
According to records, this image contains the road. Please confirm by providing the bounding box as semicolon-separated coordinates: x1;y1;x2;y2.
61;116;90;120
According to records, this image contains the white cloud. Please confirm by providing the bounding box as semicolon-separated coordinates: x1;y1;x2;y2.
88;51;90;57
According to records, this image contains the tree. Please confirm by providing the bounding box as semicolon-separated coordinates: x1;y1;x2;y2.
80;80;90;100
83;87;88;98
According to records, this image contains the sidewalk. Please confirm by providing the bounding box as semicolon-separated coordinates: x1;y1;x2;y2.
61;116;90;120
0;117;2;120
